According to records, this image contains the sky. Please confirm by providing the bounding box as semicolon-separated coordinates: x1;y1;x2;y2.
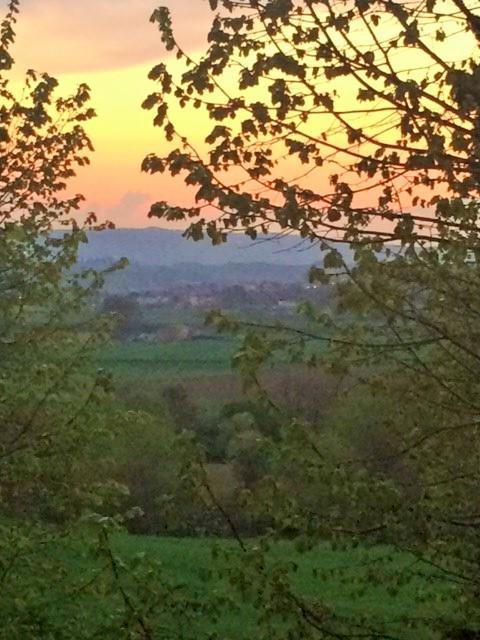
13;0;213;228
10;1;473;230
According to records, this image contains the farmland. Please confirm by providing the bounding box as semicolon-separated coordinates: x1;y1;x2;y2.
95;337;239;380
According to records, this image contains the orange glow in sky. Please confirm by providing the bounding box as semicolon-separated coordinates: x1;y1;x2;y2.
12;0;212;228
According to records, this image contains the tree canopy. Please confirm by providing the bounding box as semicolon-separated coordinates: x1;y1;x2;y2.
143;1;480;638
144;0;479;249
0;4;146;636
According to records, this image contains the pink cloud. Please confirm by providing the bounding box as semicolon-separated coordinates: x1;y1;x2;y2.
89;192;151;228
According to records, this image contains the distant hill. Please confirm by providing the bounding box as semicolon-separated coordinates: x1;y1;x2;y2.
73;228;354;291
77;228;346;267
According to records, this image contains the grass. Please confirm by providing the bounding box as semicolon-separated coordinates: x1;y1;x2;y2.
43;534;456;639
96;336;326;381
95;337;239;379
115;536;452;620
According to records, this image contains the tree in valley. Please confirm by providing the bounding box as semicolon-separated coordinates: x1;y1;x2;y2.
143;0;480;637
101;293;143;340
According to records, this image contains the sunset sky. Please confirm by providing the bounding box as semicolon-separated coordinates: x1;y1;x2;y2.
13;0;213;227
10;1;474;229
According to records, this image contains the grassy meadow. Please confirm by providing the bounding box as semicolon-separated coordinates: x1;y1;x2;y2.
40;534;454;639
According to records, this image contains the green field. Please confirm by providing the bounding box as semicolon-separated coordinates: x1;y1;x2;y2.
43;534;455;639
95;337;239;379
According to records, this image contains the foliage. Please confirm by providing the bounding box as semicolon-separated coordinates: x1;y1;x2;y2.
110;409;201;535
144;0;480;637
0;0;116;523
0;5;159;637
